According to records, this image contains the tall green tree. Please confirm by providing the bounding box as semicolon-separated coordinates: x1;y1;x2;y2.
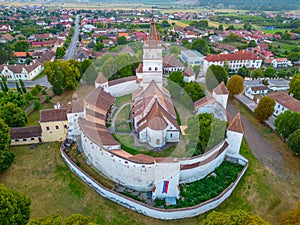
227;75;244;98
115;53;133;78
289;74;300;100
254;96;275;123
117;36;127;45
0;102;27;127
203;210;270;225
101;57;118;80
0;118;11;151
0;184;31;225
19;79;27;93
274;110;300;139
264;66;276;78
44;60;64;95
14;41;30;52
288;129;300;154
192;39;209;55
55;47;66;59
205;64;228;90
1;76;8;93
168;71;184;87
183;82;205;102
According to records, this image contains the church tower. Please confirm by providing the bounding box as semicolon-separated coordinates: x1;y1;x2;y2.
138;9;163;90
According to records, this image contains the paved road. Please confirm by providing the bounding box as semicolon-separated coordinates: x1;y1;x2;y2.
7;76;51;89
64;14;80;60
227;102;285;178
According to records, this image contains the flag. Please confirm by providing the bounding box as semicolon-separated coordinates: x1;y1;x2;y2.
162;180;169;194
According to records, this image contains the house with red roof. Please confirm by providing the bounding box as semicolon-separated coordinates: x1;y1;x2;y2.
203;50;262;73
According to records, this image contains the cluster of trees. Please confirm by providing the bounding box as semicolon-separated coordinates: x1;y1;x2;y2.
0;77;29;127
44;59;92;95
100;53;140;80
192;39;209;55
190;20;209;29
167;71;205;102
205;64;228;90
0;184;31;224
237;66;297;79
185;113;227;156
274;110;300;154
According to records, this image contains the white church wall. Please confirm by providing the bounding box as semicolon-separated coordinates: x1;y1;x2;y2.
109;80;140;97
212;93;228;110
147;128;166;148
61;146;248;220
179;148;227;183
225;130;244;157
81;133;155;191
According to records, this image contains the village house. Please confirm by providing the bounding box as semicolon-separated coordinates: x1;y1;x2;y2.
203;50;262;73
267;92;300;116
0;61;43;81
163;54;185;74
271;58;292;68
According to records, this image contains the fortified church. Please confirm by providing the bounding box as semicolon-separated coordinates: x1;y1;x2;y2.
9;12;248;214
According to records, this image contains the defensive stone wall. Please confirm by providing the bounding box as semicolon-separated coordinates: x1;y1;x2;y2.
61;146;248;220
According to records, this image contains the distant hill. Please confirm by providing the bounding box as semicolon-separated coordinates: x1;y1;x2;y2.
196;0;300;10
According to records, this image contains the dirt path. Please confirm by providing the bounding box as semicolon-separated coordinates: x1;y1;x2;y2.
227;103;286;179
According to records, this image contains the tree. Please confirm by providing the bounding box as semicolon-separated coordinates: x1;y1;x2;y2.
168;71;184;87
44;60;64;95
183;82;205;102
28;215;62;225
280;201;300;225
248;40;257;47
81;59;93;75
1;76;8;93
205;64;228;90
101;57;117;80
252;68;263;78
19;79;27;93
0;184;31;224
34;100;40;110
117;36;127;45
82;63;98;84
243;22;252;31
64;214;95;225
169;46;181;56
14;41;30;52
287;52;300;62
288;129;300;154
254;96;275;123
192;39;209;55
0;102;27;127
237;66;248;78
274;110;300;139
264;67;276;77
227;75;244;97
161;20;171;27
203;210;270;225
226;33;241;42
218;24;224;31
63;61;81;90
55;47;66;59
115;53;133;78
0;118;11;151
289;74;300;100
282;32;291;40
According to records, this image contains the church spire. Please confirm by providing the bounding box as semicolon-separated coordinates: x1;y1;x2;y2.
148;7;160;43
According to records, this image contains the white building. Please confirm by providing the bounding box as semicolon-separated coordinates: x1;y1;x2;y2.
203;50;262;73
163;53;185;74
179;50;205;66
247;86;268;95
67;93;84;141
0;61;44;81
268;92;300;116
271;58;292;68
183;66;196;82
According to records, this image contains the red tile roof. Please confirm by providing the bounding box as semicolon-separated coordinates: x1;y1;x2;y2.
40;108;68;123
227;113;244;133
213;81;229;95
205;50;261;62
10;126;42;139
84;87;115;112
268;92;300;113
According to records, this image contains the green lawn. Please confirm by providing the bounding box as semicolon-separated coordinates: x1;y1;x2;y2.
26;102;54;126
115;105;131;132
115;94;132;108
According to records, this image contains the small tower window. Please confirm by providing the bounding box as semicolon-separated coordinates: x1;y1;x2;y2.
155;67;158;71
149;67;151;71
